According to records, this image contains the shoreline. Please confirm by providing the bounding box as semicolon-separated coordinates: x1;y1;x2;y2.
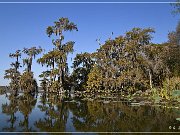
0;88;179;106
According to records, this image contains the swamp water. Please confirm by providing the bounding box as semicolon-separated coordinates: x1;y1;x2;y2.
0;92;179;133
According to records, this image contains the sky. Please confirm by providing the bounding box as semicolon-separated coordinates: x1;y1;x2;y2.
0;0;179;86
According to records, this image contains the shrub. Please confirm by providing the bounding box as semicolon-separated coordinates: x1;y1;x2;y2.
160;77;180;100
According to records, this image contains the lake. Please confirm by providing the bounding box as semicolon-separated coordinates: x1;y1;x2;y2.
0;92;179;133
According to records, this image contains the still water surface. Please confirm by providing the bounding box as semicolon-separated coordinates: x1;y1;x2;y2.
0;93;179;133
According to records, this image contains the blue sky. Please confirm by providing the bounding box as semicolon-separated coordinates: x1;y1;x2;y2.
0;1;179;86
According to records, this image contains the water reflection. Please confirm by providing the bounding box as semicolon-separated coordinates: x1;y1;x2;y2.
2;95;18;131
18;94;37;131
35;93;68;132
0;93;179;132
68;100;180;132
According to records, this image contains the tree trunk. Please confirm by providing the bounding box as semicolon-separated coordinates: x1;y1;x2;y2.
52;59;56;82
27;57;32;72
58;65;64;93
149;69;153;89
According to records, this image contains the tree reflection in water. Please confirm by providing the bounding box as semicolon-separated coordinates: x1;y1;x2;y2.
2;94;18;132
34;93;69;132
18;94;37;131
2;93;37;132
68;100;180;132
1;93;179;132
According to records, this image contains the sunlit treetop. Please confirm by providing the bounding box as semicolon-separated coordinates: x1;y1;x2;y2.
23;46;43;59
9;50;21;59
46;17;78;38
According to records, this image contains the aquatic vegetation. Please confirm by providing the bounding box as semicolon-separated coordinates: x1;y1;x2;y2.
176;118;180;121
162;77;180;96
172;90;180;102
150;77;180;102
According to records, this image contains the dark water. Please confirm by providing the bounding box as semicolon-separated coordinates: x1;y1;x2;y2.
0;92;179;133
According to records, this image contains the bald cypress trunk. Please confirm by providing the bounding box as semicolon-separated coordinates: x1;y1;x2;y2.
149;70;153;89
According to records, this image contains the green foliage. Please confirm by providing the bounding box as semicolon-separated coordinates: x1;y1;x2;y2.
172;90;180;102
4;50;22;95
23;46;42;72
166;21;180;76
38;17;78;93
0;87;6;95
4;47;42;95
161;77;180;100
46;17;78;38
39;71;50;92
50;81;61;93
40;78;48;92
86;65;103;92
4;17;180;100
151;77;180;101
84;26;180;96
71;52;94;91
20;72;38;94
85;28;156;94
163;77;180;92
150;88;162;103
